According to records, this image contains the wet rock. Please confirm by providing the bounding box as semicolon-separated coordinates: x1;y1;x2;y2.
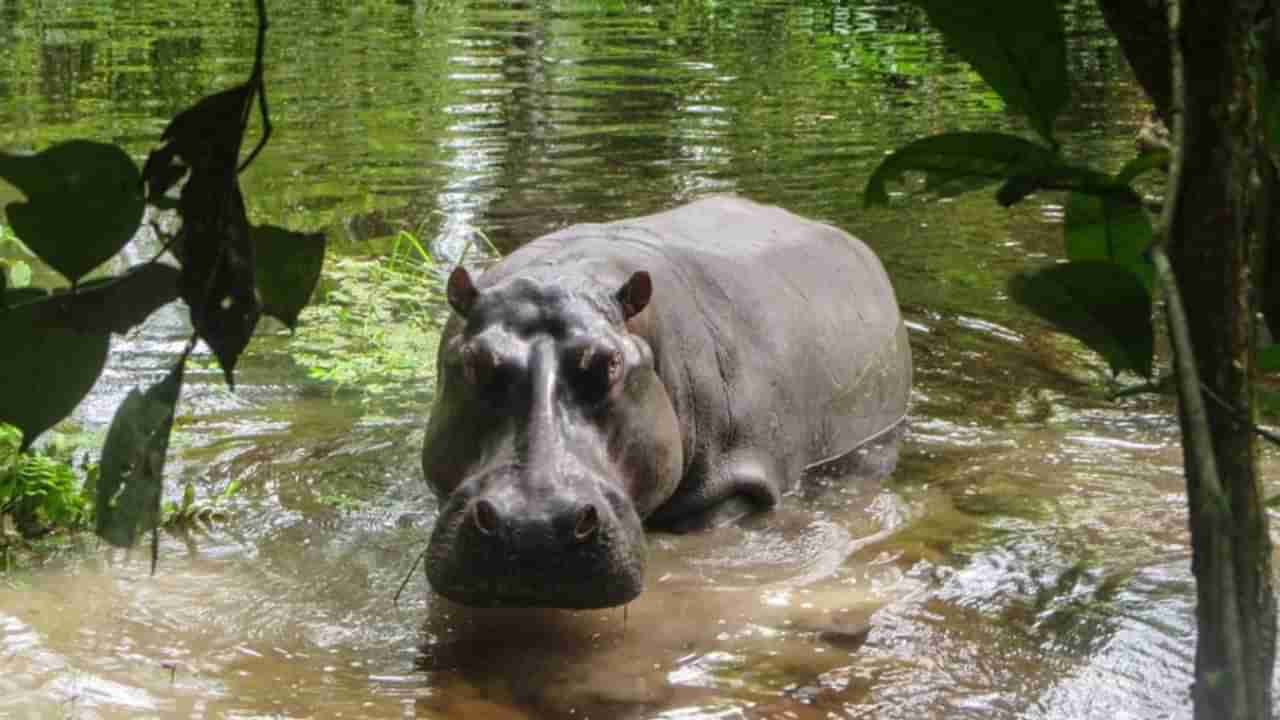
789;607;874;652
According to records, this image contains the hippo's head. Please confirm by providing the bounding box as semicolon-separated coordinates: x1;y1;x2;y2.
421;265;684;609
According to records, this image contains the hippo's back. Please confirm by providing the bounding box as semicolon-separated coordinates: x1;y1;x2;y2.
512;195;911;478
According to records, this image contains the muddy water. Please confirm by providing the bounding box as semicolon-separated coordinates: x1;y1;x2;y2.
1;1;1277;718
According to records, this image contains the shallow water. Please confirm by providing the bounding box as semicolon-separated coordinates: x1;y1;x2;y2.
1;1;1277;718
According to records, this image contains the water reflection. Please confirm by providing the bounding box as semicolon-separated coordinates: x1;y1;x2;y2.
0;0;1273;718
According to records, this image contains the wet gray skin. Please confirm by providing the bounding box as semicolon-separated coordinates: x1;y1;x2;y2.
421;196;912;609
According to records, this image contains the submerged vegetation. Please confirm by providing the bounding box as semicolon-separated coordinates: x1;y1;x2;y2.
0;422;240;571
293;231;448;399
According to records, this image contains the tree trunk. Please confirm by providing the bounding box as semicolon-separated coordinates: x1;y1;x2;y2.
1099;0;1276;717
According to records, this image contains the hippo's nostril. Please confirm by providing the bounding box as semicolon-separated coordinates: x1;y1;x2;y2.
573;503;599;542
472;499;500;535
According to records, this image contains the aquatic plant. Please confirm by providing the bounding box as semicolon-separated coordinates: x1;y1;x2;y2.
292;230;447;399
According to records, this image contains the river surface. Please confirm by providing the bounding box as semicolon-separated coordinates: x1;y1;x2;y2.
1;1;1276;718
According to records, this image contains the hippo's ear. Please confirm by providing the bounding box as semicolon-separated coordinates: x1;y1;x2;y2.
447;266;479;317
616;271;651;321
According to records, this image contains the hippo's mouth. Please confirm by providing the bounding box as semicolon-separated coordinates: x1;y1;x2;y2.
424;478;647;610
425;566;643;610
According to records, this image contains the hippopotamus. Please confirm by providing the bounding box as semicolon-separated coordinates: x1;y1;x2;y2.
421;196;911;609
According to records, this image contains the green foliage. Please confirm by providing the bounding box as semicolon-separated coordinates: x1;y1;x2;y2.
0;141;146;285
1263;60;1279;155
1116;150;1170;185
1008;262;1154;377
1257;345;1280;374
316;492;365;513
253;225;328;330
865;0;1159;380
96;356;185;548
1063;190;1154;288
163;479;238;531
1;259;31;290
0;299;110;452
0;3;325;552
292;231;445;398
0;424;94;537
909;0;1067;145
863;132;1058;207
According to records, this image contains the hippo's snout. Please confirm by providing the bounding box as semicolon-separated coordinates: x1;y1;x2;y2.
466;497;600;542
426;470;646;609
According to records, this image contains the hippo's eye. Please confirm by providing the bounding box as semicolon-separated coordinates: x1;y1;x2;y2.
573;346;622;403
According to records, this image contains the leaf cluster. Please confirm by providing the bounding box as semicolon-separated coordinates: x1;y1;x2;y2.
864;0;1171;378
0;424;94;540
0;2;327;553
163;479;239;532
867;1;1280;383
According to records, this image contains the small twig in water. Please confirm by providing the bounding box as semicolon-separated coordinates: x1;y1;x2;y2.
394;545;430;608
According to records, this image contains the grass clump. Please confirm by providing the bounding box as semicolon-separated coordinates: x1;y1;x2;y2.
292;230;450;399
0;423;93;538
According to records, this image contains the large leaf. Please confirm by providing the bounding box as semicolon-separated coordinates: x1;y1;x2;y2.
1115;150;1170;184
0;299;110;451
864;132;1057;207
1009;260;1154;377
1063;189;1154;288
96;355;186;548
176;175;259;387
252;225;327;330
0;141;145;284
995;164;1116;207
4;264;180;334
913;0;1067;144
153;82;262;387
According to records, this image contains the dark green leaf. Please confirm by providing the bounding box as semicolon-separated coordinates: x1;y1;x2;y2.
1267;494;1280;509
995;174;1042;207
913;0;1067;144
1009;260;1154;377
864;132;1057;207
7;264;180;335
0;141;145;284
1258;345;1280;374
150;83;254;175
1063;189;1155;289
1263;60;1279;156
1115;150;1170;184
3;287;49;308
177;175;259;388
252;225;327;330
0;301;110;450
96;355;186;548
997;164;1117;207
159;82;263;388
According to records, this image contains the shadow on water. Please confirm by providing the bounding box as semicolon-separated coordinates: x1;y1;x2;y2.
2;0;1279;718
